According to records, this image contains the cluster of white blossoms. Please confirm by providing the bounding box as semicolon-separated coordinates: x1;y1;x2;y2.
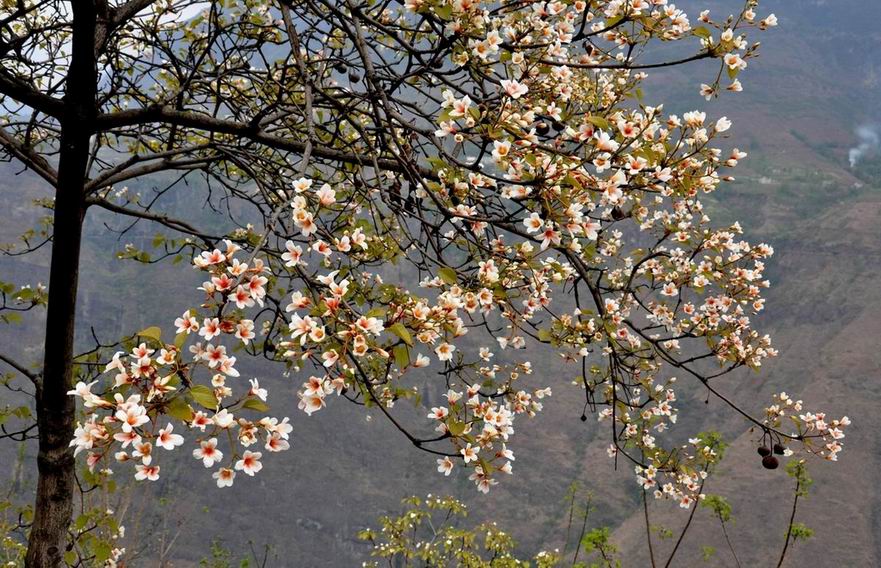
68;0;845;503
69;174;554;493
273;180;557;492
764;392;850;462
69;241;292;488
432;381;552;493
406;0;834;504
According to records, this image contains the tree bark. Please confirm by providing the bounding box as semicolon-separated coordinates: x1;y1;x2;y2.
25;2;97;566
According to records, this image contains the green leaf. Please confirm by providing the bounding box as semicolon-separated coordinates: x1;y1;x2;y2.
166;396;194;421
136;326;163;343
448;420;466;436
189;385;218;409
242;398;269;412
701;546;717;561
393;344;410;369
564;173;583;190
438;266;458;285
2;312;22;324
693;26;712;39
388;322;414;346
174;331;188;350
93;540;112;563
587;116;611;131
434;4;452;19
12;405;31;419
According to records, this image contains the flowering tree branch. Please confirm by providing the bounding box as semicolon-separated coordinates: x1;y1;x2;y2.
0;0;843;563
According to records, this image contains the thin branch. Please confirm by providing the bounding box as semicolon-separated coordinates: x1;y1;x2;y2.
84;196;218;245
0;352;41;387
663;480;706;568
776;477;802;568
643;490;657;568
720;518;742;568
540;50;716;70
571;495;592;565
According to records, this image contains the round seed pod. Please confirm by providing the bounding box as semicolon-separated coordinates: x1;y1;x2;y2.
757;446;771;457
535;122;550;136
773;443;786;455
348;71;361;83
761;455;779;470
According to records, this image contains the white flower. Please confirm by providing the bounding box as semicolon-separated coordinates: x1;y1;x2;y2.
460;443;478;463
193;438;223;467
437;457;454;476
134;464;160;481
500;79;528;99
213;468;236;487
156;424;184;450
249;378;268;401
235;450;263;476
435;342;455;361
213;409;234;428
715;116;732;132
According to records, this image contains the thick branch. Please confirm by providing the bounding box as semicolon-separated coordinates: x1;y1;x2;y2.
110;0;157;26
93;106;435;178
0;69;64;118
95;0;158;52
85;155;213;193
0;126;59;187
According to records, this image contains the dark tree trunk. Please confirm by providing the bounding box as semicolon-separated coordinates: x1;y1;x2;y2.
25;2;97;566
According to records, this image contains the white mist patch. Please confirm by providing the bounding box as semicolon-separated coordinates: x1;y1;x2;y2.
849;124;881;168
